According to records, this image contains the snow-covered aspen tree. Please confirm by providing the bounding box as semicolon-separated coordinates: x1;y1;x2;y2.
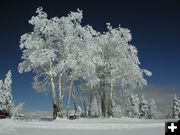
44;9;85;117
19;7;86;119
3;70;13;117
173;95;180;119
56;9;84;116
18;7;58;119
79;25;100;116
92;23;152;117
58;10;99;116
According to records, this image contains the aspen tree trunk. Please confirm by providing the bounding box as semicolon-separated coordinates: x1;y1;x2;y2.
100;79;106;117
99;86;106;117
108;82;113;117
81;91;87;117
72;84;78;114
97;96;102;116
66;82;73;117
79;91;86;117
89;90;93;116
83;100;87;117
49;60;57;119
58;76;63;118
101;93;106;116
50;75;57;119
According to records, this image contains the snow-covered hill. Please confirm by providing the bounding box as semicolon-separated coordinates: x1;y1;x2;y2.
0;118;165;135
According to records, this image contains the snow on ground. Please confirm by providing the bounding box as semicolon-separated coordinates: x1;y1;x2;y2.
0;118;165;135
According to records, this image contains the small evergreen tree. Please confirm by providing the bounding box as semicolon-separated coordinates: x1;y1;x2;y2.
3;70;13;117
112;105;123;118
0;80;6;111
126;93;140;118
173;95;180;119
139;95;149;119
148;98;157;119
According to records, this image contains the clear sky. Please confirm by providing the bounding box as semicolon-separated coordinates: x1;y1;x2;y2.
0;0;180;111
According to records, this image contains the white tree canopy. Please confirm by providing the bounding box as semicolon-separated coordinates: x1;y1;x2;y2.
18;7;152;118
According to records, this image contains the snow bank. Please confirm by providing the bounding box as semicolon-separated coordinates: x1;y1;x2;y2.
0;118;165;135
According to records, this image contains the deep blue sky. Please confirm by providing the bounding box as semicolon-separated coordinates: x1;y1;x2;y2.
0;0;180;111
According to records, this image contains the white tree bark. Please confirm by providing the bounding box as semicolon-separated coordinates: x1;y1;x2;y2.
58;75;63;117
66;82;73;117
49;60;57;119
108;81;113;116
72;85;78;114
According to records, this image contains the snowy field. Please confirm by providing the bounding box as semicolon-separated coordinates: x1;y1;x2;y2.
0;118;166;135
